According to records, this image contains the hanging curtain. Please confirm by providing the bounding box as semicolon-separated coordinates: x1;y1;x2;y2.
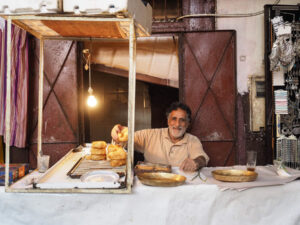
0;22;3;162
0;21;29;148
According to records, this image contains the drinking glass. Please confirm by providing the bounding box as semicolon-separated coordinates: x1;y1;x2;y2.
246;151;257;171
38;155;50;173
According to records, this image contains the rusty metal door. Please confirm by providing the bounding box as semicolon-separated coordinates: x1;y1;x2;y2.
179;31;236;166
28;38;79;168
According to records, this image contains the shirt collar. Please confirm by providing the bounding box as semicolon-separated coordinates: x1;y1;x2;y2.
163;128;188;145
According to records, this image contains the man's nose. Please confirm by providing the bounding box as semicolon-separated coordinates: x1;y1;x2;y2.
174;119;180;127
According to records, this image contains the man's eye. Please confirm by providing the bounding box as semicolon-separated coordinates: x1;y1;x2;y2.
179;118;186;123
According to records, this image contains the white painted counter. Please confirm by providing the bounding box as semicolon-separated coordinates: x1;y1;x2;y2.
1;177;300;225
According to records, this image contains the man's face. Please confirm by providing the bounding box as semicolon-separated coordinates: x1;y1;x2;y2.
168;108;189;141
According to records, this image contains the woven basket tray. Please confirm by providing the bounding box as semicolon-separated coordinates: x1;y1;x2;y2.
211;169;258;182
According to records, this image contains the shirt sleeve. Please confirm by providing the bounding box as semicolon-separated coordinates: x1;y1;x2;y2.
134;129;149;153
188;135;209;165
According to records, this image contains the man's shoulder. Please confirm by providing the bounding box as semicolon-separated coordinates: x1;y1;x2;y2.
136;127;167;136
185;132;201;142
148;128;167;136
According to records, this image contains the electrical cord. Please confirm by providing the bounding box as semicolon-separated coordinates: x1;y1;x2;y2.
176;0;280;21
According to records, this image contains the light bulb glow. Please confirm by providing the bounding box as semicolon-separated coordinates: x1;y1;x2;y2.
87;94;97;107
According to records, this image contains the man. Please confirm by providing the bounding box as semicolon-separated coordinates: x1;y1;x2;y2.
111;102;209;172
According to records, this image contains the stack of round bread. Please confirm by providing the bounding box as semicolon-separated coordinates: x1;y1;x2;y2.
87;141;107;161
107;144;127;167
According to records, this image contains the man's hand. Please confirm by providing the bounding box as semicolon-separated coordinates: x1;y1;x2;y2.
111;124;122;142
111;124;127;143
179;156;206;172
179;158;198;172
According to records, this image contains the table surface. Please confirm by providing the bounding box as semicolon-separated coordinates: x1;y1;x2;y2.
1;172;300;225
4;149;300;225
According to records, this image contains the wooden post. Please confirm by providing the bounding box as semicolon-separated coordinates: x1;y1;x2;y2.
37;38;44;160
127;19;136;191
4;18;11;189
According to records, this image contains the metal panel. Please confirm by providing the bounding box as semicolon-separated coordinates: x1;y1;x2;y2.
180;31;236;167
28;39;79;168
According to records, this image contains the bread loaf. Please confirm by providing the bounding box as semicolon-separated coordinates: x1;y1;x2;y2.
107;145;127;160
110;159;126;167
85;155;92;160
90;154;106;161
91;141;107;149
90;148;106;155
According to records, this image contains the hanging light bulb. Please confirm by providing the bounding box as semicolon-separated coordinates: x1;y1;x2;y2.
85;41;97;108
87;87;97;107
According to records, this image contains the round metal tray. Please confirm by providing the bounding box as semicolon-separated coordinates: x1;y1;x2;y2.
81;170;119;183
211;169;258;182
137;172;186;187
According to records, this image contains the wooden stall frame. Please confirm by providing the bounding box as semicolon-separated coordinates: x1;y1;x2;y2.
3;15;138;193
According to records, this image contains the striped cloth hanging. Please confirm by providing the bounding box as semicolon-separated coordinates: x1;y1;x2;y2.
0;22;29;148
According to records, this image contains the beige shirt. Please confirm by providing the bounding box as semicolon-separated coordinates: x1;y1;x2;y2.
134;128;209;167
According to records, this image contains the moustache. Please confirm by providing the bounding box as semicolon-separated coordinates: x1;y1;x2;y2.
171;126;183;130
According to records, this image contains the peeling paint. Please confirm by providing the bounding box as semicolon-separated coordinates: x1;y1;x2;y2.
206;132;222;141
50;136;56;141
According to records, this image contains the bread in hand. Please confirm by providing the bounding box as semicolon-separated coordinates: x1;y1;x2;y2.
118;127;128;142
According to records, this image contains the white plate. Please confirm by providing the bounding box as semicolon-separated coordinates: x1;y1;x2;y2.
80;170;119;183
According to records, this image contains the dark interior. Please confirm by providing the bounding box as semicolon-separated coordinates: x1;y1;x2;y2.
83;70;179;143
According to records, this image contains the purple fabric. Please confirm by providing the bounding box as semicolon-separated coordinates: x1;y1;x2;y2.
0;30;1;75
0;23;29;148
11;28;21;145
0;22;7;135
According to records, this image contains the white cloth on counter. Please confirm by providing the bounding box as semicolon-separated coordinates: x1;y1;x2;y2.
12;165;300;192
173;165;300;191
2;180;300;225
2;166;300;225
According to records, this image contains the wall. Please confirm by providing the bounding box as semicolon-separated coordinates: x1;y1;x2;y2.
216;0;299;94
216;0;299;164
